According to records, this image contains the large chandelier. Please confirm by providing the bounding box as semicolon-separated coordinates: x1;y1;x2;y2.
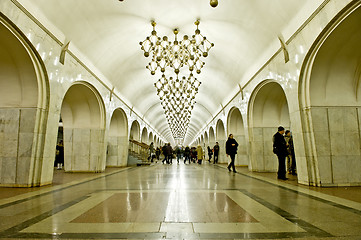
140;20;214;139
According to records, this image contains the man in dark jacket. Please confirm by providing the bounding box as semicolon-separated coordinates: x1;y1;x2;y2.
226;134;238;173
184;146;191;164
273;126;288;180
213;142;220;164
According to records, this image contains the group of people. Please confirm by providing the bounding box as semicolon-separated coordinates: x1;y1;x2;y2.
148;135;239;174
273;126;297;180
149;126;297;180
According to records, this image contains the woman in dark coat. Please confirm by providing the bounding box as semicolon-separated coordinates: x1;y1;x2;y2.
226;134;238;173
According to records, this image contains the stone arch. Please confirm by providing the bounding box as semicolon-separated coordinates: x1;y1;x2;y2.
141;127;148;143
227;107;248;166
209;127;215;143
61;81;106;172
107;108;128;167
248;80;290;172
129;120;140;141
216;119;227;163
0;15;50;187
149;132;154;145
200;135;204;148
299;3;361;186
204;131;209;145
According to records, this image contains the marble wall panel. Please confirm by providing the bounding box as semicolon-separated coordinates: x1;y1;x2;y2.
311;108;329;132
329;131;346;156
331;156;349;184
313;131;331;156
317;156;333;184
346;156;361;183
63;128;105;172
19;108;37;133
16;156;31;185
1;157;16;184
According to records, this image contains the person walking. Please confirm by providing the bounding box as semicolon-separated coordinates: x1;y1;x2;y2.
176;147;182;164
162;144;167;164
213;142;220;164
166;143;173;164
196;145;203;164
149;142;155;162
226;134;238;173
155;147;161;161
273;126;288;180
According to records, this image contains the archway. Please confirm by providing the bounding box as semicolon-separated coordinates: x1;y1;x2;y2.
129;120;140;141
149;132;154;145
0;17;49;186
209;126;216;149
216;119;227;163
300;4;361;186
61;82;106;172
227;107;248;166
204;131;209;146
107;108;128;167
249;81;290;172
141;127;148;143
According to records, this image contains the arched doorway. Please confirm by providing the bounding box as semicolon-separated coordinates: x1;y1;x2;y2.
129;120;140;141
149;132;153;145
300;4;361;186
107;108;128;167
248;81;290;172
60;82;106;172
209;126;216;150
216;119;227;163
227;107;248;166
141;127;148;143
0;17;49;186
204;131;209;146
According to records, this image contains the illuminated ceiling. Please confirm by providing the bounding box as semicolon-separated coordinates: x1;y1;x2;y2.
18;0;325;144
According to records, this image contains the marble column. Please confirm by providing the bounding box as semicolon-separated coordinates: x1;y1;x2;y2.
63;128;106;172
249;127;279;172
0;107;48;187
217;139;227;164
302;107;361;186
233;135;248;166
106;136;129;167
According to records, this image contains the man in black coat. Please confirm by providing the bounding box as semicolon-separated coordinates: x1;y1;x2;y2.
213;142;220;164
226;134;238;173
273;126;288;180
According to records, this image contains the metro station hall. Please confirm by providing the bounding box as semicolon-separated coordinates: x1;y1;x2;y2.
0;1;361;239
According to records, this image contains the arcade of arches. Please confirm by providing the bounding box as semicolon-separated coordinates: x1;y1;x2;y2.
1;1;361;239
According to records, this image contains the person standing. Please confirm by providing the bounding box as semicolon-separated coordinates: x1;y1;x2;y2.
285;130;297;175
273;126;288;180
226;134;238;173
196;145;203;164
149;142;154;162
184;146;191;164
207;146;213;162
56;140;64;170
213;142;220;164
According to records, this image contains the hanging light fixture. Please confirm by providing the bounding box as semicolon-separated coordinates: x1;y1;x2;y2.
140;20;213;140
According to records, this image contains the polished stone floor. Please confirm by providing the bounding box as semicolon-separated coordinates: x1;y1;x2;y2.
0;162;361;239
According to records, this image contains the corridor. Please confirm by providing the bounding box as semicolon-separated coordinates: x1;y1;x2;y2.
0;163;360;240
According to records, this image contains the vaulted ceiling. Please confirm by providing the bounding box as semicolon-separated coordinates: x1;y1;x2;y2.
19;0;324;145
